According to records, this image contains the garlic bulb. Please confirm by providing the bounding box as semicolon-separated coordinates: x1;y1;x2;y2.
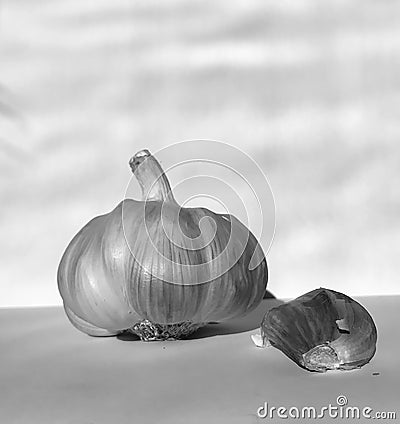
260;288;377;372
58;149;268;340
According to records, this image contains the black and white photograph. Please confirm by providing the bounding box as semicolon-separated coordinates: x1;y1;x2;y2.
0;1;399;422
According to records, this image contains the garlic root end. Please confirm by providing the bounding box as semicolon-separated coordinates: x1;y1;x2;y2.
129;319;204;341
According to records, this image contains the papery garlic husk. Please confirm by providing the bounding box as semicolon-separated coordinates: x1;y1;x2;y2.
261;288;377;372
58;149;268;340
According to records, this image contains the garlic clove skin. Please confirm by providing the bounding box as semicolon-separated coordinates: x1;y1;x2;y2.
64;305;120;337
251;331;266;348
261;288;377;372
57;207;144;332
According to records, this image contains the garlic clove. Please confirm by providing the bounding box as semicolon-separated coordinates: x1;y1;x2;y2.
261;288;377;372
251;331;266;348
64;305;120;337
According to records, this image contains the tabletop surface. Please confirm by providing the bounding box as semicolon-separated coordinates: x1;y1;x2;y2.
0;295;398;424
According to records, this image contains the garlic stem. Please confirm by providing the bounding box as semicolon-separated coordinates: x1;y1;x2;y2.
129;149;176;202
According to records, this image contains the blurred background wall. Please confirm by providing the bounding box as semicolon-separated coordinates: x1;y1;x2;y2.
1;0;399;307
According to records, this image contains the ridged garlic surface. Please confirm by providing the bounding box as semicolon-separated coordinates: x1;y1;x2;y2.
58;149;268;340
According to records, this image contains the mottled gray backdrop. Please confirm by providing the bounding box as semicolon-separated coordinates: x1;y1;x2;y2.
1;0;399;306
